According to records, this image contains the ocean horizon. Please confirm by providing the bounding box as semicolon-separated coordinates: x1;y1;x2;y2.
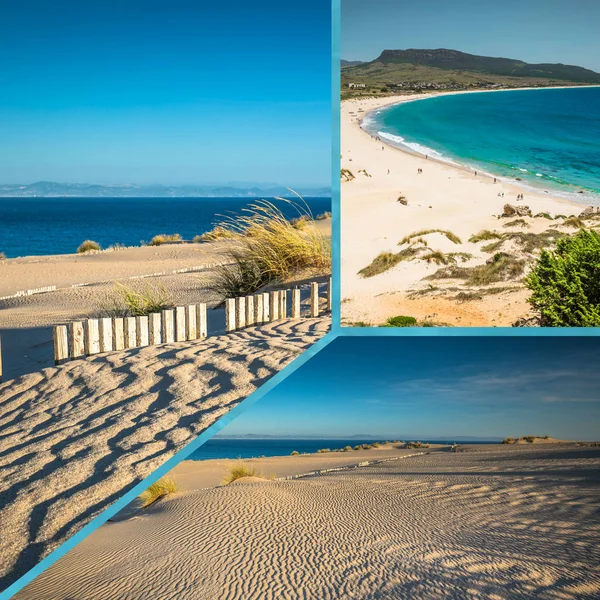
0;196;331;258
188;437;500;460
363;86;600;202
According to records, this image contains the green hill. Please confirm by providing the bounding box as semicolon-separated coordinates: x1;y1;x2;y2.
342;49;600;98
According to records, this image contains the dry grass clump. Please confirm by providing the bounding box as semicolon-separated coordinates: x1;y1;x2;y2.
358;246;421;278
317;448;331;453
399;229;462;246
223;461;274;484
290;450;299;456
139;477;179;508
341;168;355;182
429;252;525;285
149;233;182;246
77;240;101;253
209;195;331;299
99;282;172;317
0;251;6;260
469;230;502;243
503;219;531;229
194;226;236;243
561;216;585;229
315;211;331;220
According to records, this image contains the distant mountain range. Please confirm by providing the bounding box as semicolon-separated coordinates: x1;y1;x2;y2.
215;434;504;441
0;181;331;198
342;48;600;93
341;59;365;67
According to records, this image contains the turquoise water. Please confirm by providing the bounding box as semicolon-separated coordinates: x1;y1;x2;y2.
364;87;600;201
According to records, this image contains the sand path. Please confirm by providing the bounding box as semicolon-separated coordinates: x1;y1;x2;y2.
0;317;330;591
16;443;600;600
341;93;589;326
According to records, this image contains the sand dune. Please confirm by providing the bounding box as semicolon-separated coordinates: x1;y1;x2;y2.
341;94;586;327
17;443;600;599
0;317;330;591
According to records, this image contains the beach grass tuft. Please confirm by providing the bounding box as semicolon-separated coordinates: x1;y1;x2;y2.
99;282;172;317
384;315;418;327
469;230;503;243
428;252;526;285
0;251;5;260
223;461;274;484
149;233;182;246
208;194;331;299
77;240;101;253
139;477;179;508
561;216;585;229
399;229;462;246
315;211;331;220
194;226;236;243
503;219;531;229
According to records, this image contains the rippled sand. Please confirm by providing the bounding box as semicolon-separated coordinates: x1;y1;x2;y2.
17;443;600;599
0;317;330;591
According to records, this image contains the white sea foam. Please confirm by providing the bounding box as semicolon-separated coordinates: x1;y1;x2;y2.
377;131;448;162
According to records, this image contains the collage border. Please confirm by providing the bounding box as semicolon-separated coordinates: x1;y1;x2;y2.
3;0;598;597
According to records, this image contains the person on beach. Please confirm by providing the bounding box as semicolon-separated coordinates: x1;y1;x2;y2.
494;177;497;183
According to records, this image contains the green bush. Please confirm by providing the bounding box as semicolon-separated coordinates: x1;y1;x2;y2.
385;315;418;327
77;240;101;253
525;229;600;326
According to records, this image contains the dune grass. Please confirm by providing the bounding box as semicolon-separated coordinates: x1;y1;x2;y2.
429;252;526;285
399;229;462;246
149;233;182;246
315;211;331;220
358;246;421;278
469;230;502;243
341;168;355;182
99;282;172;317
384;315;417;327
208;194;331;299
194;226;236;243
223;461;274;484
0;252;5;260
77;240;101;253
503;219;531;229
561;216;585;229
139;477;179;508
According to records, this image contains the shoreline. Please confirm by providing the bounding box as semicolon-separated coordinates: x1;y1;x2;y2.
354;86;600;206
341;91;593;327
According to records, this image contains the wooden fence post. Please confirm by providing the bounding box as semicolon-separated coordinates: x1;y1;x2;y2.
69;321;85;359
291;287;301;318
137;316;149;347
236;296;246;329
175;306;187;342
225;298;236;332
254;294;264;325
113;318;125;351
84;319;101;356
53;325;69;365
186;305;198;340
125;316;137;349
270;291;279;321
99;318;113;352
197;303;207;338
262;292;270;323
310;282;319;317
149;313;162;345
162;309;175;343
246;295;255;327
280;290;287;319
327;277;332;311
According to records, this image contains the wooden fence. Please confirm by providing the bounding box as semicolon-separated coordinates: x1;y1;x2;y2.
50;279;331;366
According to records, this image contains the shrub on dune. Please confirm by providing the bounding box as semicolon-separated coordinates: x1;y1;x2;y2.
291;450;299;456
526;229;600;326
209;195;331;299
0;252;6;260
77;240;101;253
139;477;179;508
223;461;275;484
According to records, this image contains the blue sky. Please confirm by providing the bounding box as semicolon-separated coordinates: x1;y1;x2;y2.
0;0;331;186
220;337;600;440
342;0;600;72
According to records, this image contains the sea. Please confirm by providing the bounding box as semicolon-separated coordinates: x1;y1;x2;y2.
362;86;600;202
188;437;499;460
0;196;331;259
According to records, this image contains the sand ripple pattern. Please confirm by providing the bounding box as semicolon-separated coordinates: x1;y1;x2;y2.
17;445;600;600
0;317;329;590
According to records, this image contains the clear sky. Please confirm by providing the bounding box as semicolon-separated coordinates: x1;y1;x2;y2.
342;0;600;73
0;0;331;186
220;337;600;440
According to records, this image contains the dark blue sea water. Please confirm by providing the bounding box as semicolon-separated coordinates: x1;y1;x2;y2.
189;438;499;460
0;196;331;258
364;87;600;201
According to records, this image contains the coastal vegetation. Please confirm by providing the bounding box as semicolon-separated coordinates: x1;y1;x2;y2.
208;197;331;299
77;240;101;253
149;233;182;246
0;252;5;260
223;461;274;484
399;229;462;246
139;477;179;508
99;282;172;317
526;229;600;326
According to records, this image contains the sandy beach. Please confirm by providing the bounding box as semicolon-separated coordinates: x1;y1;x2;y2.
341;91;592;326
0;218;331;379
16;442;600;599
0;316;330;590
